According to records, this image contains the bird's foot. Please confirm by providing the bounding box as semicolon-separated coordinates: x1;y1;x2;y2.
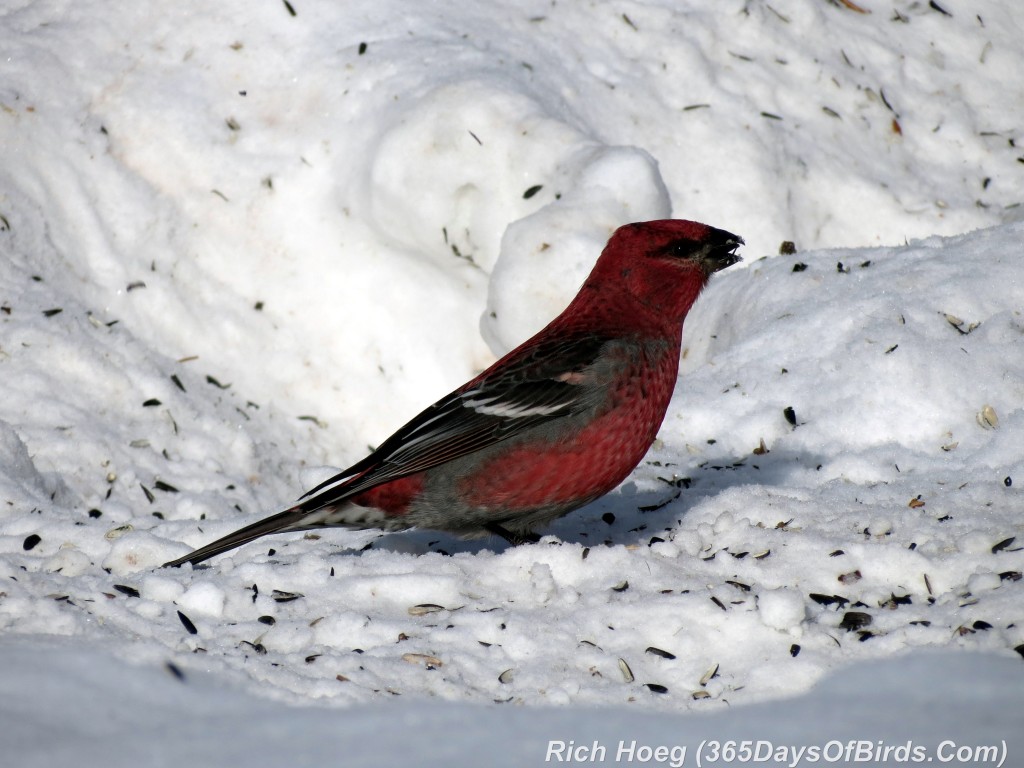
484;523;541;546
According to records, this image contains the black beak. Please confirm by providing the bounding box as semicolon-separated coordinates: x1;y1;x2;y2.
702;228;744;274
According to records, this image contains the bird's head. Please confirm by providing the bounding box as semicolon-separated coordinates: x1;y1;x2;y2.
582;219;743;326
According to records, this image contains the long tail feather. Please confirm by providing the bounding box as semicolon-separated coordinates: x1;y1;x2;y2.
162;506;310;568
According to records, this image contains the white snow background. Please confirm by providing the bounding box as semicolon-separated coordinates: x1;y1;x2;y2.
2;0;1023;765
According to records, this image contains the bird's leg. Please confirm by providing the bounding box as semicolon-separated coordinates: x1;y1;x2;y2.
484;522;541;546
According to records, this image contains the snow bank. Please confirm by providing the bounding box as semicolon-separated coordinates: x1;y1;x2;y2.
1;0;1022;756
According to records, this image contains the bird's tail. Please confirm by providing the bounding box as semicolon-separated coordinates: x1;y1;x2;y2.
162;458;390;568
162;506;314;568
161;490;402;568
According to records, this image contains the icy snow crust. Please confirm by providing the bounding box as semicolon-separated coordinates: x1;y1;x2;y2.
1;0;1022;759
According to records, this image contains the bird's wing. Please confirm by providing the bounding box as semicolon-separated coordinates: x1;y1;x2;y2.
162;332;617;568
294;332;615;511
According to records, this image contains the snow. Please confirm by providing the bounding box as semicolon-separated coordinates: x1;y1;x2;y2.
2;637;1021;768
1;0;1023;763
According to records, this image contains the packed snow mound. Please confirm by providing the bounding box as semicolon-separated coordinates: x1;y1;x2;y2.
679;222;1024;463
3;0;1023;438
483;144;671;353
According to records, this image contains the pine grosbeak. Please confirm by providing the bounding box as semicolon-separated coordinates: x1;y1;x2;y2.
164;219;742;567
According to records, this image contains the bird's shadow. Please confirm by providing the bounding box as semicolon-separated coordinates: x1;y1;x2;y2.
342;445;823;558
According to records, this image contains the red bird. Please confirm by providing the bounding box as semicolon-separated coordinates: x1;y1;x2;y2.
164;220;742;567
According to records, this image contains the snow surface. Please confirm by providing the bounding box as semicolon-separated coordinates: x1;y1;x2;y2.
2;636;1021;768
2;0;1023;763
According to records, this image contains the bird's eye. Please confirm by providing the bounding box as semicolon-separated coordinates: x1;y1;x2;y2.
666;241;694;258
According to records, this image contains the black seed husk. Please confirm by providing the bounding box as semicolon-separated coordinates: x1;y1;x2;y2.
992;536;1016;553
840;611;872;631
645;646;676;660
166;661;186;681
810;593;848;607
177;610;198;635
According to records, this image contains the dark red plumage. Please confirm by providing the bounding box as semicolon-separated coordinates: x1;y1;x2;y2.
164;219;742;567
